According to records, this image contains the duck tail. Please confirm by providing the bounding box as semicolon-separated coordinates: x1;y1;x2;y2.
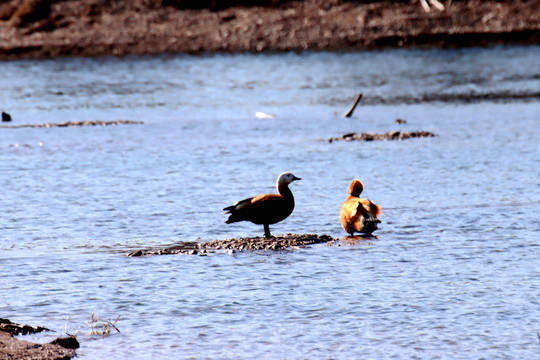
223;206;237;223
223;197;253;223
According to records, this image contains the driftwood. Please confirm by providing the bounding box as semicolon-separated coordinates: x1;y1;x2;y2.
0;120;143;128
420;0;445;13
329;130;437;142
342;93;363;118
128;233;335;256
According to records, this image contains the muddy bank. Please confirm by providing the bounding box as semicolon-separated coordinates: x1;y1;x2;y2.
0;319;77;360
0;0;539;60
0;120;143;128
128;233;335;256
329;130;438;142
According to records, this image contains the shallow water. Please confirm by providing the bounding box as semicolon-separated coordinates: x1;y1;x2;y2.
1;46;539;359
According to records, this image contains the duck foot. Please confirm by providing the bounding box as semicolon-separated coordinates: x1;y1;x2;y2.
263;224;271;238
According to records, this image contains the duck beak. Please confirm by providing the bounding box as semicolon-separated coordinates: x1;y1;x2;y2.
293;176;301;181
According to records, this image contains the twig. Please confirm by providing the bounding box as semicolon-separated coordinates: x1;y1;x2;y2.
109;315;121;333
82;311;120;336
64;316;71;336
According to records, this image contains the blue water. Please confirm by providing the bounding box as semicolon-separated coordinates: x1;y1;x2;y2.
1;46;539;359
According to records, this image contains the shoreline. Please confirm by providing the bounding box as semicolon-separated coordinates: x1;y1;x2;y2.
0;318;77;360
1;0;539;60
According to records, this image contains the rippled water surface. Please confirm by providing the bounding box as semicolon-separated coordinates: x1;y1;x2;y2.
1;46;539;359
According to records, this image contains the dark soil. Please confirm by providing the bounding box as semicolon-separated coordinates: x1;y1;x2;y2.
128;233;336;256
0;318;50;336
329;130;438;142
1;0;539;60
0;319;77;360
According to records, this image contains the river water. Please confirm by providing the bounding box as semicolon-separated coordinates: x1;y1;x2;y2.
1;46;539;359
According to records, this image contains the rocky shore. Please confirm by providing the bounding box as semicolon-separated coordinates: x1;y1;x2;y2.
329;130;438;142
0;319;78;360
128;233;336;256
1;0;539;60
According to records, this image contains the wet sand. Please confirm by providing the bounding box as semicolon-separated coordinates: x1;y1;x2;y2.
1;0;539;60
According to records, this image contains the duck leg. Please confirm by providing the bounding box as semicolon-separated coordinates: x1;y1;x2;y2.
263;224;271;238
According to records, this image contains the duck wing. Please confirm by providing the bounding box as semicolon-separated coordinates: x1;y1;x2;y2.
358;198;381;219
223;196;254;214
224;194;292;225
354;199;381;234
340;197;360;235
340;197;381;235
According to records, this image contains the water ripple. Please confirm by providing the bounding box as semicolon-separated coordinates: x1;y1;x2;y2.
1;47;540;359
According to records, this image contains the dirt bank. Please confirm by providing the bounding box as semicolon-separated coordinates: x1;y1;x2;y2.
0;120;144;128
0;0;539;60
0;319;77;360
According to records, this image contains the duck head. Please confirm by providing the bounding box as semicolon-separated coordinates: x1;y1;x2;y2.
277;172;301;187
348;179;364;197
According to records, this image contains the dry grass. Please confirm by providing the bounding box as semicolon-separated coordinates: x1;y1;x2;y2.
66;311;120;337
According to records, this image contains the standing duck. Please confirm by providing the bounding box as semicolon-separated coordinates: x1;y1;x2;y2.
340;179;381;236
224;172;301;238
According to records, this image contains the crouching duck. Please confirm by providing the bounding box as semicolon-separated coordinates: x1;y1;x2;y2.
340;179;381;236
224;172;301;238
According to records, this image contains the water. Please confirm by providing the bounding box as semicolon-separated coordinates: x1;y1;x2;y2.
1;46;539;359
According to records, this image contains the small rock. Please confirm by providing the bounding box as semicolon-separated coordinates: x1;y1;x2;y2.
50;335;79;349
2;112;11;122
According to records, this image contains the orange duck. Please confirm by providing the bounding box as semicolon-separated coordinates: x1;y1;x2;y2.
224;172;301;238
340;179;381;236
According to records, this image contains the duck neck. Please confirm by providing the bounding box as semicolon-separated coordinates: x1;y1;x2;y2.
349;180;363;197
277;183;293;199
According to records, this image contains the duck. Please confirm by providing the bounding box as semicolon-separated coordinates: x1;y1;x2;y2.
340;179;381;236
224;172;301;238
